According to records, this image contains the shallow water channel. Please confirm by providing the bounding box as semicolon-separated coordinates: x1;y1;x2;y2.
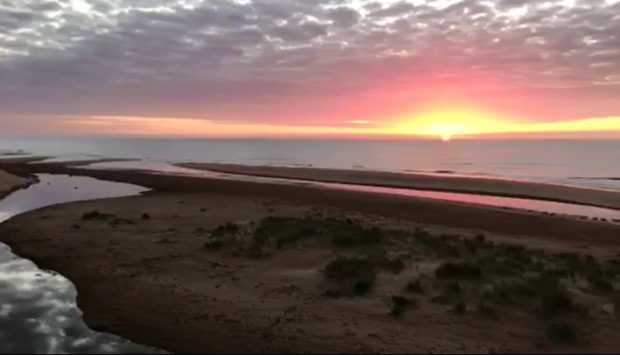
83;160;620;222
0;174;158;353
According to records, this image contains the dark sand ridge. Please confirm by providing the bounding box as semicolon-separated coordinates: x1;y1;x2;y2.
178;163;620;211
1;160;619;244
2;161;620;353
0;169;33;198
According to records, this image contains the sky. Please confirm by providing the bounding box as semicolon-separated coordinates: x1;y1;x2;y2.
0;0;619;139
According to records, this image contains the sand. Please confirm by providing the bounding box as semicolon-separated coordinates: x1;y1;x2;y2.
0;169;31;197
2;192;620;353
179;163;620;210
1;162;620;353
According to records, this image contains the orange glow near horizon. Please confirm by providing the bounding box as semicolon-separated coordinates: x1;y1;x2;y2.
392;107;513;138
59;110;620;140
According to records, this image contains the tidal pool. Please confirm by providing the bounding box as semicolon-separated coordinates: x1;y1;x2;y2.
0;174;158;353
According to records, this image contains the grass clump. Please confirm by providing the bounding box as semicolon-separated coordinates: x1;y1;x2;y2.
81;210;115;221
109;218;135;227
203;222;242;251
389;295;414;317
324;256;376;296
546;321;577;343
586;273;614;292
435;261;482;280
330;225;384;248
452;301;466;314
540;284;573;317
405;279;424;294
211;222;241;238
253;217;315;248
252;217;384;250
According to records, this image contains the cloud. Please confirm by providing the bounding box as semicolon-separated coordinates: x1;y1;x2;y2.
0;0;618;126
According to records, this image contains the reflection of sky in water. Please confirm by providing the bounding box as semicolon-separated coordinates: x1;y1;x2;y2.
0;175;149;224
0;175;159;353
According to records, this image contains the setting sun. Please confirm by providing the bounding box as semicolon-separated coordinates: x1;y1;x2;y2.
390;107;509;139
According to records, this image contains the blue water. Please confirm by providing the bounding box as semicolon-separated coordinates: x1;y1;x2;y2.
1;137;619;190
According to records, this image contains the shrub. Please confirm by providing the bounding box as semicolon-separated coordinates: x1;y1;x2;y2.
324;257;376;296
325;257;375;281
141;213;150;220
452;301;466;314
253;217;315;247
204;240;223;250
444;282;462;296
540;285;573;316
482;284;511;305
81;210;114;221
211;222;241;238
82;210;100;220
546;321;577;343
331;226;384;248
383;257;406;274
389;295;414;317
353;280;372;295
405;279;424;294
587;273;613;292
109;218;134;227
435;262;482;280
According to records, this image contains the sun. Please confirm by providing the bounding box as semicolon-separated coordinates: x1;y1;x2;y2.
391;107;510;139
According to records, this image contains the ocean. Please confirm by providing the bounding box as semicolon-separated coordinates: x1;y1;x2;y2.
0;137;618;191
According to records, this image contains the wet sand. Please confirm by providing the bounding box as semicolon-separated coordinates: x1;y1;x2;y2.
0;160;619;244
1;162;620;353
0;169;32;198
179;163;620;210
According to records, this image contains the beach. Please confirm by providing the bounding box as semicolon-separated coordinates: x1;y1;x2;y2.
180;163;620;210
0;169;31;198
1;161;620;353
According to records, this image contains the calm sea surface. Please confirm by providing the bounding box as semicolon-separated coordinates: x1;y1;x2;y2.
1;137;618;191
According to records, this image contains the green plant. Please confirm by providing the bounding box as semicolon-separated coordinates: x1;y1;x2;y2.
435;262;482;280
211;222;241;238
546;321;577;343
81;210;115;221
587;273;613;292
452;301;466;314
405;279;424;294
109;218;134;227
324;257;376;296
389;295;414;317
540;285;573;317
444;282;462;296
353;280;372;295
204;240;224;250
482;283;511;305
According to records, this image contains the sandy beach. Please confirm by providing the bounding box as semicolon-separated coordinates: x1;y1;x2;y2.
0;169;32;198
0;161;619;352
179;163;620;210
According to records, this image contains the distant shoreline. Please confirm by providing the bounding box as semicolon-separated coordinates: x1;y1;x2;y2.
178;163;620;211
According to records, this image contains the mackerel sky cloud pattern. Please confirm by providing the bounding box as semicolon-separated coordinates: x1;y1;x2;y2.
1;0;619;135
